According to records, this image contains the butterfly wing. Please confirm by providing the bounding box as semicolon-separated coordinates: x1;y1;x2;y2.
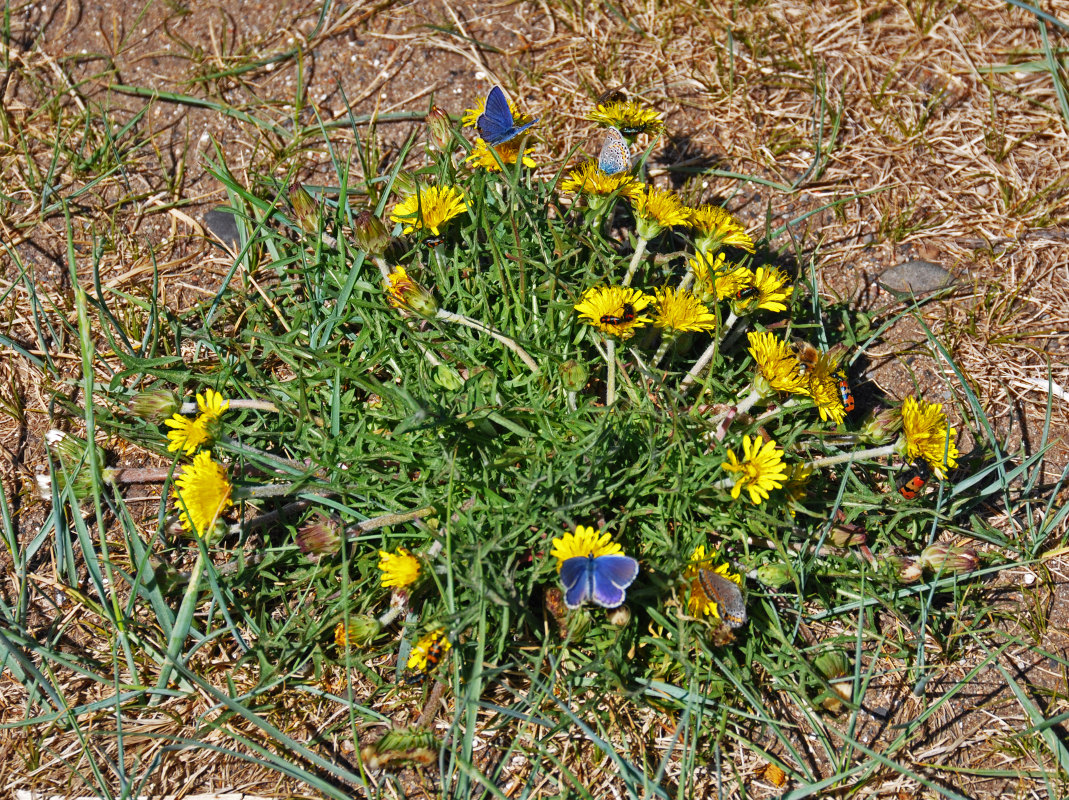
477;86;513;144
589;554;639;608
559;556;593;609
698;569;747;628
598;127;631;175
477;86;539;145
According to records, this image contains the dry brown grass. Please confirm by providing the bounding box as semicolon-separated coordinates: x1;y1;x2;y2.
2;0;1069;797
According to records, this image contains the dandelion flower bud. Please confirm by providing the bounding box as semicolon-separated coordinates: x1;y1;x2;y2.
353;210;391;256
335;615;383;648
756;562;792;588
128;388;181;423
426;105;452;150
288;183;320;235
883;555;923;584
296;514;342;558
919;543;978;575
858;406;902;444
559;359;589;392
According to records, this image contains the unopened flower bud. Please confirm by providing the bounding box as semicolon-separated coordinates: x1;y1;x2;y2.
151;557;188;596
383;266;438;318
607;604;631;627
568;608;592;642
756;562;792;588
884;555;923;583
297;513;342;558
289;183;320;235
129;388;181;423
919;543;978;575
858;405;902;444
335;615;383;648
353;210;391;256
42;430;107;501
426;105;453;150
433;364;465;392
829;523;867;548
814;650;853;710
559;359;589;392
361;726;439;771
391;171;418;197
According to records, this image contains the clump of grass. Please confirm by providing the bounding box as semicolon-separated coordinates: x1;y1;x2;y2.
5;79;1068;800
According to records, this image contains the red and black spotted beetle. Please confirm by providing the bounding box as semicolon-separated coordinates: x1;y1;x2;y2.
600;302;636;326
834;369;855;413
896;460;931;499
735;285;758;302
424;637;447;670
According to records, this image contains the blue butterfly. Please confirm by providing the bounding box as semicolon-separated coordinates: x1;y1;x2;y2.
697;568;747;628
598;127;631;175
559;553;639;609
476;86;539;146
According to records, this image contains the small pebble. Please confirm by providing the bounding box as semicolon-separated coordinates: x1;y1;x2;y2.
878;259;957;296
204;208;240;249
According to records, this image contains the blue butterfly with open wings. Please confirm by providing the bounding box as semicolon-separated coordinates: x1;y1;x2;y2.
477;86;539;146
559;552;639;609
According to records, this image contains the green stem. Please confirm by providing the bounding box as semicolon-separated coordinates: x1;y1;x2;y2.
154;545;207;699
680;312;737;392
652;334;675;368
622;237;649;287
735;388;764;417
606;340;617;406
436;309;539;373
805;443;899;470
373;255;393;282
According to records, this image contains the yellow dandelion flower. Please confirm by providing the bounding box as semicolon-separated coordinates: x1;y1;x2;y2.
172;450;233;537
383;265;437;317
560;159;642;200
632;186;688;239
731;266;792;314
652;286;717;333
900;396;959;479
550;525;623;570
717;267;757;304
722;435;788;505
808;371;846;425
574;285;653;340
406;628;451;672
165;414;211;455
687;205;755;254
378;547;421;588
390;185;467;236
467;138;536;171
196;388;229;420
588;100;664;136
747;331;810;396
784;462;814;516
682;545;745;620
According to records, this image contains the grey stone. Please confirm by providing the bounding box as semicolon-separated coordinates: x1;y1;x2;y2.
204;208;241;249
878;259;957;295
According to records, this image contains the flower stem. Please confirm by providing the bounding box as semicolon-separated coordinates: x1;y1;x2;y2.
680;312;737;393
435;309;539;373
735;387;764;417
622;237;649;287
153;544;207;700
179;398;279;415
606;340;617;406
345;506;436;536
805;443;898;470
373;255;393;282
652;334;674;367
